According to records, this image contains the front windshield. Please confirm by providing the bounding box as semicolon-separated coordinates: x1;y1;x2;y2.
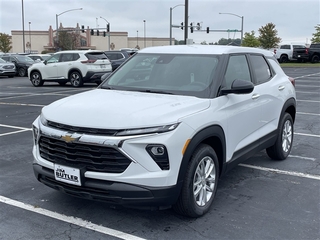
16;55;34;63
101;53;219;98
0;58;6;63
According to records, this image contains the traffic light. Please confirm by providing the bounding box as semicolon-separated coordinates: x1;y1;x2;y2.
181;22;183;30
90;29;94;35
81;25;85;33
206;27;209;33
190;22;193;33
103;31;106;37
107;23;110;32
97;30;99;36
197;22;200;30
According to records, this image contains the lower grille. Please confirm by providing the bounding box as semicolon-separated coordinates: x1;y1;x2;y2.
39;136;131;173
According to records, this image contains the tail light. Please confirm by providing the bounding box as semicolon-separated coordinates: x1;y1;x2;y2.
81;59;96;64
274;49;277;54
289;77;295;87
305;48;309;55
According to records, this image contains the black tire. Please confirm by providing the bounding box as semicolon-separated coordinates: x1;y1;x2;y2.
69;71;83;87
266;113;293;160
311;55;319;63
18;67;26;77
173;144;219;217
279;55;288;63
30;71;44;87
95;80;102;85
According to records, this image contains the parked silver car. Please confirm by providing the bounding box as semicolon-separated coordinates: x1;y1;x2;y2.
0;58;16;78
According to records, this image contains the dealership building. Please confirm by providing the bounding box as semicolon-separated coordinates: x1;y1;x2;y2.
10;23;173;53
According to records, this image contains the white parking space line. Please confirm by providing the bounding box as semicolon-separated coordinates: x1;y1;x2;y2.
297;112;320;117
294;132;320;138
0;102;45;107
295;91;320;94
289;155;316;161
0;124;31;131
239;164;320;180
297;100;320;103
0;129;31;137
0;195;146;240
294;85;320;87
294;72;320;79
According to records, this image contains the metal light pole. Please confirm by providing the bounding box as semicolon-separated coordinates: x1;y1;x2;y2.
100;16;111;50
21;0;25;53
28;21;31;52
169;4;184;45
137;30;139;47
219;12;244;45
143;20;146;48
56;8;83;51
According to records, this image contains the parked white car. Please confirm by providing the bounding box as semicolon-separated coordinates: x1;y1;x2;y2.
32;45;296;217
28;50;112;87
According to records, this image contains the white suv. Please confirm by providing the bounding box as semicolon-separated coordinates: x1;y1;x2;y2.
32;45;296;217
28;50;112;87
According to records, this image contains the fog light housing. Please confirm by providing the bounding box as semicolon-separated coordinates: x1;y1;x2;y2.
146;144;169;170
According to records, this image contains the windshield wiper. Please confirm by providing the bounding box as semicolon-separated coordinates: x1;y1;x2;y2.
141;89;173;94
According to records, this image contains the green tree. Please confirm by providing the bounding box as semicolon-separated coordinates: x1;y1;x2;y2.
0;33;12;53
310;24;320;43
57;31;78;50
258;23;281;49
242;31;260;47
216;38;241;46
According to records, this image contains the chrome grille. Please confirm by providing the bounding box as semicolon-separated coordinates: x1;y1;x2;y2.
39;136;131;173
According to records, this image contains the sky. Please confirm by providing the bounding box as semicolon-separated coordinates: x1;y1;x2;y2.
0;0;319;45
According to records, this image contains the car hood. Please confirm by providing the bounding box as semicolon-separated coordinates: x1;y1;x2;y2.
42;89;210;129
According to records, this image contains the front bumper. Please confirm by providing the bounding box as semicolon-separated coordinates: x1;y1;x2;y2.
33;163;181;208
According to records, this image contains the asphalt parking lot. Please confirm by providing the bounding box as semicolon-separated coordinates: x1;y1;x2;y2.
0;67;319;240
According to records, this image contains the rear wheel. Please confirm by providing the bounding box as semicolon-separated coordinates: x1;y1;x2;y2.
266;113;293;160
18;67;26;77
311;55;319;63
30;71;44;87
173;144;219;217
69;71;83;87
279;55;288;63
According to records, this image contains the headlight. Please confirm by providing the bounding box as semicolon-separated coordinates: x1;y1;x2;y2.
116;123;179;136
40;113;48;126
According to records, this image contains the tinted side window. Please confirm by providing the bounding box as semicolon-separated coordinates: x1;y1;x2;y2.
223;55;251;89
60;53;74;62
250;55;272;84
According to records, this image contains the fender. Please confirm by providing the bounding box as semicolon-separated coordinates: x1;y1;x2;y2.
176;125;226;186
279;97;296;127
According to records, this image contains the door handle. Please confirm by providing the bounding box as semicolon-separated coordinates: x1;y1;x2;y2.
252;94;260;100
278;85;285;91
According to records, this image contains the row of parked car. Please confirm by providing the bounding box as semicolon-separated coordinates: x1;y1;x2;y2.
0;49;136;86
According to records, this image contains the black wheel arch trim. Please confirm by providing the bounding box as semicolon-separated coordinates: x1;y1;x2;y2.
177;125;226;186
279;97;296;127
68;68;83;78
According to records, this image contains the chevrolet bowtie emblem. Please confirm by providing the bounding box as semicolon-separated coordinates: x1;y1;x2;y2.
61;135;78;143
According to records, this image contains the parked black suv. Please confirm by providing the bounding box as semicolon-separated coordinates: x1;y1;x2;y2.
0;54;34;77
104;50;130;71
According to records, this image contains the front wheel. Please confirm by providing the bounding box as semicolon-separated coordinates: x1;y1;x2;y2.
30;71;44;87
69;71;83;87
18;67;26;77
173;144;219;217
266;113;293;160
279;55;288;63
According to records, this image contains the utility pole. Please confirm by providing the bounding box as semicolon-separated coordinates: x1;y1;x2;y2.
184;0;188;44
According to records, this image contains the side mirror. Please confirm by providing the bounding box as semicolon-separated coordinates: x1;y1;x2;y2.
220;79;254;95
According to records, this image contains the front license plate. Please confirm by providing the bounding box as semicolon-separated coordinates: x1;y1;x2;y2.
54;164;81;186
